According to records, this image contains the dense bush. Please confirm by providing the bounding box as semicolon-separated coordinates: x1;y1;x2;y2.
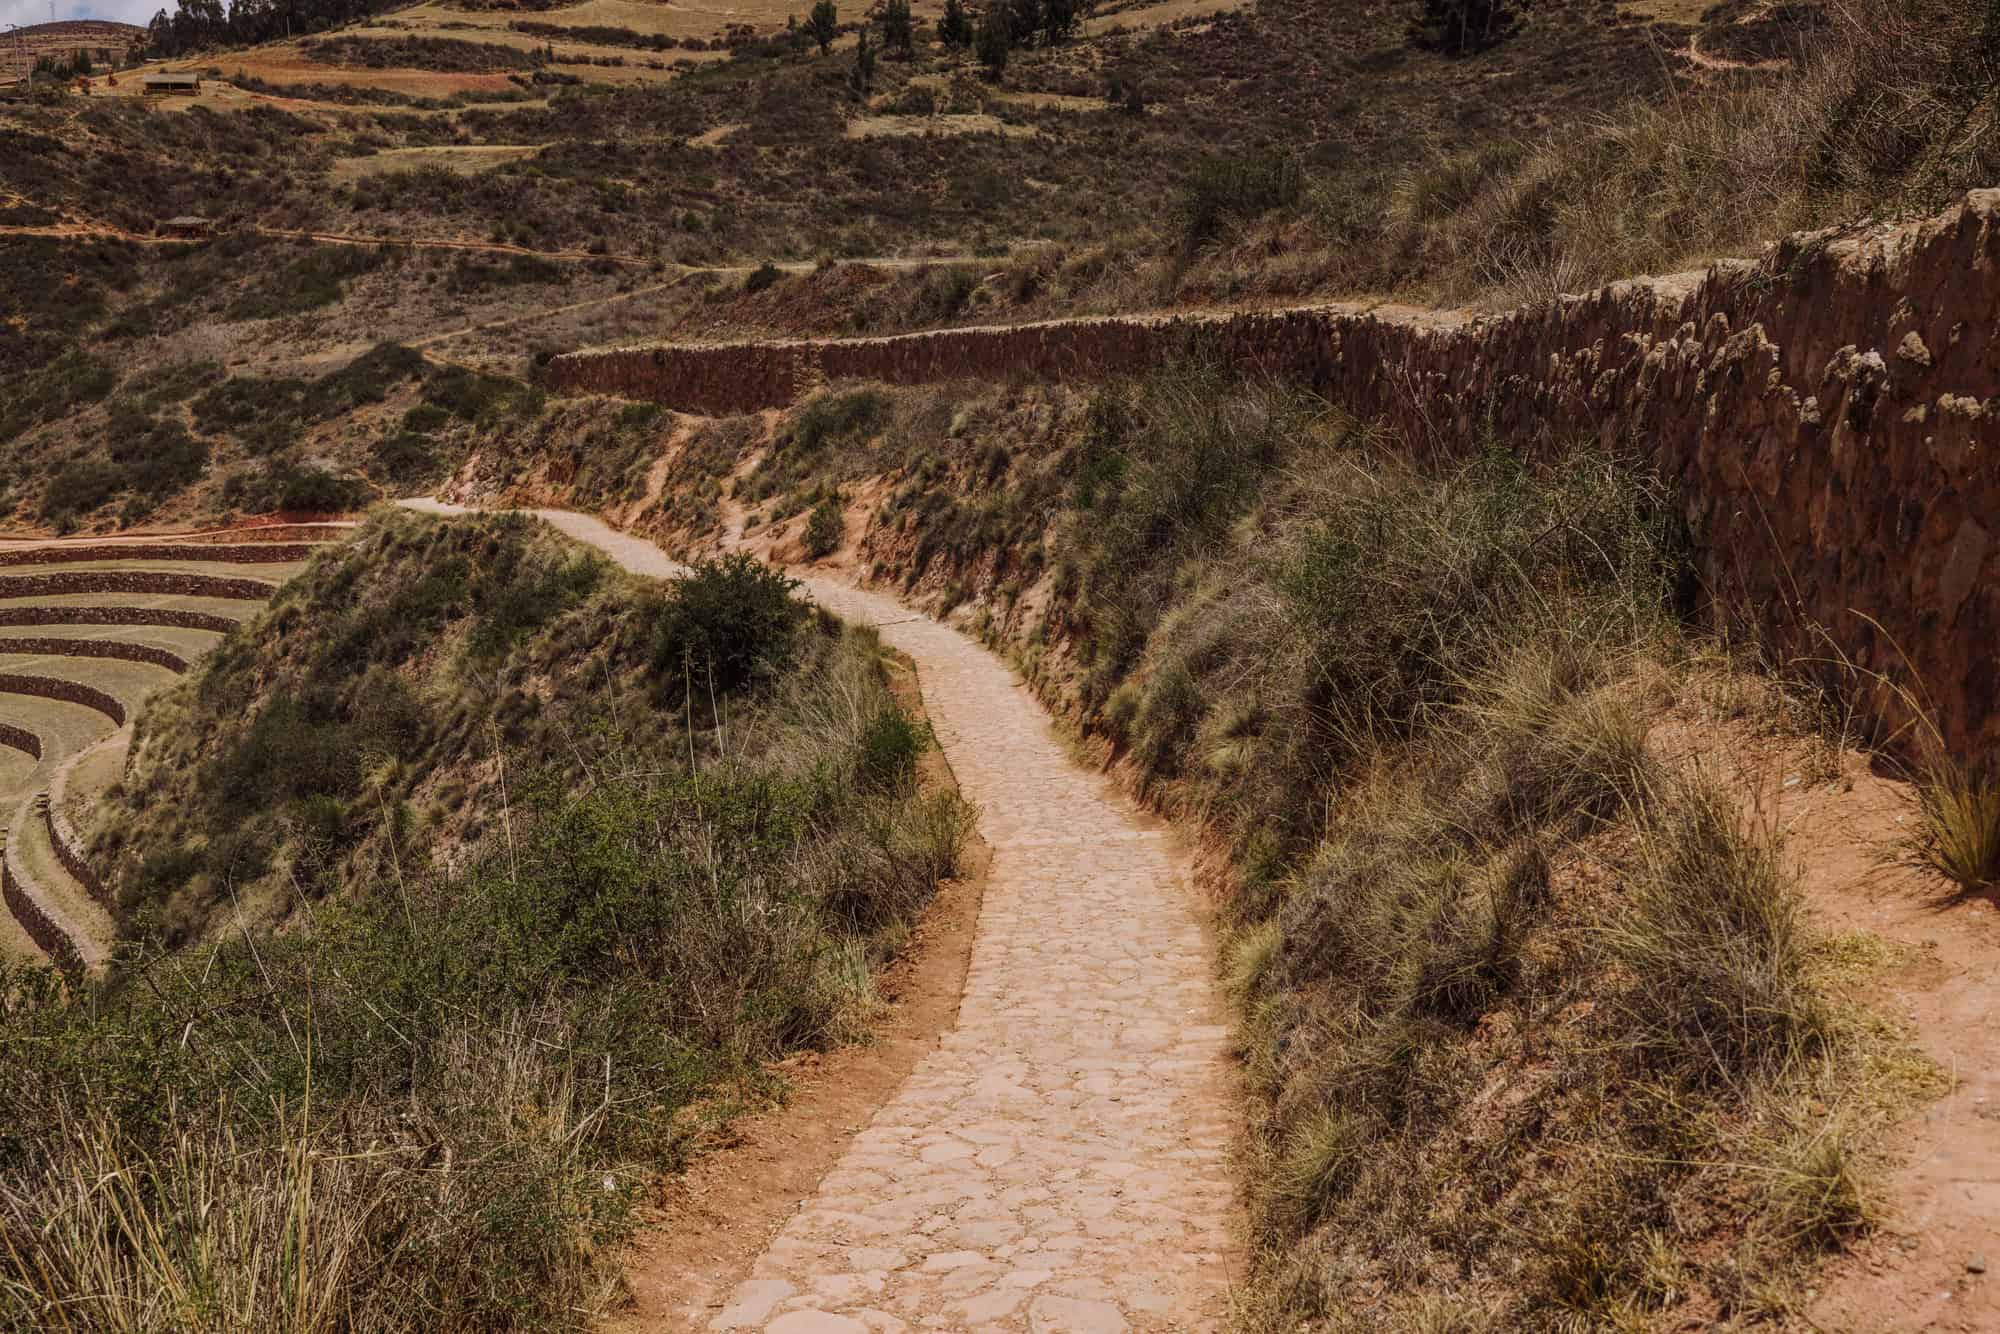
0;351;116;444
651;553;811;699
804;494;844;558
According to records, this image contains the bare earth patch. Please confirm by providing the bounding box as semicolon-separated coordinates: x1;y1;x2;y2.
329;144;544;184
844;113;1038;140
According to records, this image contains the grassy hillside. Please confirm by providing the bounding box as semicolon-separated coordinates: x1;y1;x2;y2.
620;371;1938;1326
0;509;966;1328
0;319;654;533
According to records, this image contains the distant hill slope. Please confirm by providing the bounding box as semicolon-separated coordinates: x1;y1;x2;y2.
0;20;146;82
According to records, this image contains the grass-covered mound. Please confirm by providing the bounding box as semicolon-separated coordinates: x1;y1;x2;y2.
91;508;704;944
0;509;966;1329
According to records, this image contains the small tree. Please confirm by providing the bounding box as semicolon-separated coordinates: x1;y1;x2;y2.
1041;0;1078;45
786;14;810;57
938;0;971;46
976;2;1011;78
881;0;914;54
1410;0;1522;55
804;494;844;559
807;0;839;55
850;27;876;92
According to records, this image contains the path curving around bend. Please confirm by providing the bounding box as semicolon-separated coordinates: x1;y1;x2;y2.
399;499;1242;1331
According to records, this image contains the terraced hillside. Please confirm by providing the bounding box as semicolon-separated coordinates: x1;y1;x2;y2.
0;525;348;970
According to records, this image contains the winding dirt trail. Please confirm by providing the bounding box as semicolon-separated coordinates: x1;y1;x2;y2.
400;500;1242;1332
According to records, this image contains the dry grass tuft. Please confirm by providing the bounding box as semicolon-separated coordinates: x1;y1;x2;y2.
1905;755;2000;893
1609;782;1829;1083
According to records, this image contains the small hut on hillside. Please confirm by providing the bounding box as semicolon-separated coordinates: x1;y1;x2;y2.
142;71;200;95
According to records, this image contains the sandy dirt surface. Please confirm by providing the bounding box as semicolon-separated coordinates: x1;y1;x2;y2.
1084;0;1245;36
844;113;1038;140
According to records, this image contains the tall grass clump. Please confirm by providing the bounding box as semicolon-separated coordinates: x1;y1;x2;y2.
1906;754;2000;892
0;511;965;1330
1608;783;1829;1082
1062;373;1685;872
1176;150;1307;255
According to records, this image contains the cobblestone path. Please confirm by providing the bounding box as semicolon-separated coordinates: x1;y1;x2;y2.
401;502;1241;1332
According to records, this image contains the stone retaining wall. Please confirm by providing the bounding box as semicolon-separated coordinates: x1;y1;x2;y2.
44;804;106;912
1;837;83;976
0;606;239;633
0;637;189;673
0;542;318;569
0;674;126;727
0;571;275;602
550;191;2000;757
0;723;40;759
177;524;350;544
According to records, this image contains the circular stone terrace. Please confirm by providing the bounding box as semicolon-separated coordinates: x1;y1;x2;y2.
0;524;352;971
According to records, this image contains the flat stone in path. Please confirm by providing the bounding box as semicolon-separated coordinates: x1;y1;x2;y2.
398;502;1242;1331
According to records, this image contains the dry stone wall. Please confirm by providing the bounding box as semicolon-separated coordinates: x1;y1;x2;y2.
0;542;317;569
0;571;275;601
43;803;106;911
0;723;40;760
0;606;239;633
0;638;189;673
0;674;126;727
549;191;2000;757
1;836;82;976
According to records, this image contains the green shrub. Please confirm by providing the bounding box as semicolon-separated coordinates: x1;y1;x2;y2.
425;365;545;424
0;351;117;444
126;358;224;410
1410;0;1523;54
855;706;930;792
39;458;123;528
277;467;368;512
803;494;844;558
402;403;452;433
793;388;888;453
374;431;441;484
651;554;810;699
743;261;784;293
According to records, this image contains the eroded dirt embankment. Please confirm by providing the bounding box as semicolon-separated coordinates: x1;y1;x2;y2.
550;190;2000;760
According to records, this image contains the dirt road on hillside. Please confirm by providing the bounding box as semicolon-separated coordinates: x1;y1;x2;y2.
399;499;1243;1331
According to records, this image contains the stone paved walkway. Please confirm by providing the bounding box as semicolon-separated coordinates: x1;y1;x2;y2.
401;502;1241;1332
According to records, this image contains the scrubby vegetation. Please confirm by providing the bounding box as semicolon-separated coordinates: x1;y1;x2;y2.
1228;0;2000;305
687;370;1935;1326
0;509;963;1329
